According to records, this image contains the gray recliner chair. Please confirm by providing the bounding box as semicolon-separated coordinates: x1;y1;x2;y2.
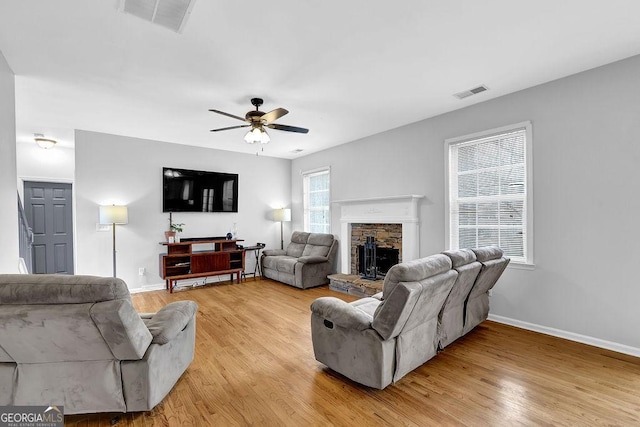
463;246;510;335
310;254;458;389
261;231;338;289
0;274;197;414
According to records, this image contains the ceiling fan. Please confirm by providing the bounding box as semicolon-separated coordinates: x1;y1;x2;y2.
209;98;309;144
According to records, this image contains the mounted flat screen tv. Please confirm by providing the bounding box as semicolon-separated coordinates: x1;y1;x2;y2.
163;167;238;213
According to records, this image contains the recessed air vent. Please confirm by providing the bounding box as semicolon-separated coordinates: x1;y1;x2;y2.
454;85;489;100
119;0;197;33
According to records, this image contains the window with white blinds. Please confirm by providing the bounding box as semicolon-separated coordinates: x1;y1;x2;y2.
445;122;533;264
303;168;331;233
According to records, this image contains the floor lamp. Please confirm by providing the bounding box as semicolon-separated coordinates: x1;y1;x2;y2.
99;205;128;278
273;208;291;250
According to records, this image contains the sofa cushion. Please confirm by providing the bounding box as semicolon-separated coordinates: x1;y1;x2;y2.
372;282;421;340
0;274;131;304
381;254;452;299
472;246;503;262
298;256;328;264
351;297;382;318
307;233;334;247
144;301;198;344
0;303;115;362
276;257;298;274
262;254;281;271
286;231;310;257
91;299;153;359
302;245;331;258
442;248;476;267
263;255;301;274
310;297;372;330
438;250;482;348
301;233;334;257
0;345;13;362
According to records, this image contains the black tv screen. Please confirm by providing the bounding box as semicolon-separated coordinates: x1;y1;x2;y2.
163;167;238;213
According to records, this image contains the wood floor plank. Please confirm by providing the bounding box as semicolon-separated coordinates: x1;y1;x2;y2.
63;278;640;426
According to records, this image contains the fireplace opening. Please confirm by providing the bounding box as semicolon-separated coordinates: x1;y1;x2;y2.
357;237;399;279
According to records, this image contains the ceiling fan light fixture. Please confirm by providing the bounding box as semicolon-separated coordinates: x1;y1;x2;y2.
244;127;264;144
260;129;270;144
244;130;256;144
244;126;270;144
210;98;308;144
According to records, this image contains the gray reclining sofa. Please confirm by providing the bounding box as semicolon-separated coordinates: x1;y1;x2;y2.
261;231;338;289
0;274;197;414
310;246;509;389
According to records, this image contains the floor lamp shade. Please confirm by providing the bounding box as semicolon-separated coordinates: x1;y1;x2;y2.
272;208;291;222
273;208;291;250
99;205;128;278
99;205;129;225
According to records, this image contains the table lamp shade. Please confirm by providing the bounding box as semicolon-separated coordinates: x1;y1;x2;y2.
273;208;291;222
100;205;129;224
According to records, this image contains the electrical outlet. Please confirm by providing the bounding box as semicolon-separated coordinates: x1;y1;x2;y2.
138;267;145;276
96;223;110;232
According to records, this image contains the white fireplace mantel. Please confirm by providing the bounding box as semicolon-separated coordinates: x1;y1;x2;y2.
333;195;424;274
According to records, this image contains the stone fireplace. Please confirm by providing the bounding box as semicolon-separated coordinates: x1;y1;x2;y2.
334;195;423;275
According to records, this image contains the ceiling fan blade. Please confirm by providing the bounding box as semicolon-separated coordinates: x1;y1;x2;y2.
267;123;309;134
260;108;289;123
210;125;251;132
208;109;248;122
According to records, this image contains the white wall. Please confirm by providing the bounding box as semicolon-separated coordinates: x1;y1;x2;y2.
292;54;640;353
0;50;19;273
75;130;291;290
16;142;75;201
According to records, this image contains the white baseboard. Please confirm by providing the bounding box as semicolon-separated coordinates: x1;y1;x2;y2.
488;314;640;358
129;283;166;294
128;276;227;294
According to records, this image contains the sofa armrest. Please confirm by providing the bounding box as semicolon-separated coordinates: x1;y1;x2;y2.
298;256;329;264
145;301;197;344
310;297;372;331
371;292;383;300
262;249;287;256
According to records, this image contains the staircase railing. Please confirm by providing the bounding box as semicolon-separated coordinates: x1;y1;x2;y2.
17;192;33;273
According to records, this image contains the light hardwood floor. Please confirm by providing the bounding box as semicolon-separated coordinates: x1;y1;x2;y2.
66;278;640;426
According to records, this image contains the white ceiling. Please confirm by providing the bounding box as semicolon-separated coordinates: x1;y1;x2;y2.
1;1;640;159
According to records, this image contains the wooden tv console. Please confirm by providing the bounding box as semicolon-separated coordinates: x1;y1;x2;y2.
159;239;245;293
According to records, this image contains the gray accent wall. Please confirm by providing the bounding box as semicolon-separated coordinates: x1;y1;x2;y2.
0;50;19;273
292;54;640;352
75;130;292;290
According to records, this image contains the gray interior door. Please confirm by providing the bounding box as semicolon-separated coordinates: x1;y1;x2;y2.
24;181;74;274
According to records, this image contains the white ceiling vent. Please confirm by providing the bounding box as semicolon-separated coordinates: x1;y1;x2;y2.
119;0;197;33
454;85;489;100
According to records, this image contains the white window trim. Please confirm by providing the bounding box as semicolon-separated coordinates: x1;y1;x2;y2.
444;121;534;267
302;166;331;233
